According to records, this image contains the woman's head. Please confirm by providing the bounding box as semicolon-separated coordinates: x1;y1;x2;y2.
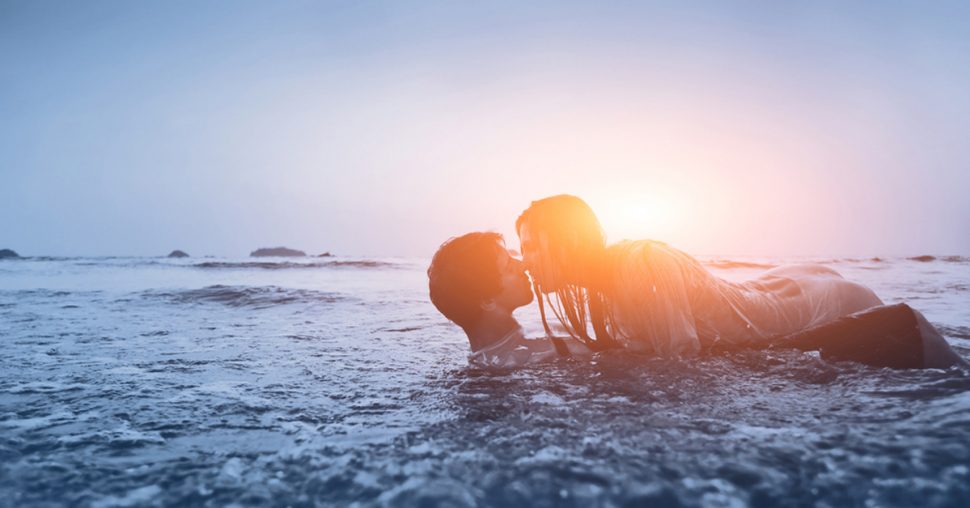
516;194;606;292
515;195;615;349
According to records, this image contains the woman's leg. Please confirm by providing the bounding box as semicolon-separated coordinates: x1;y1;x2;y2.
775;303;967;369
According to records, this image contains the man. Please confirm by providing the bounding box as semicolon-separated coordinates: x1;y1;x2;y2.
428;232;590;367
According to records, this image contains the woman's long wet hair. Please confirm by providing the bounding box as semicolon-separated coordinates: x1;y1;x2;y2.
516;195;617;351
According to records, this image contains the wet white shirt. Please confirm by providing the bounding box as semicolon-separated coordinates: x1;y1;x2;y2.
468;327;585;368
608;240;883;356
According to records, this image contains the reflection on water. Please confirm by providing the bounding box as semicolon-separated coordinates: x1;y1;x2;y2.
0;256;968;506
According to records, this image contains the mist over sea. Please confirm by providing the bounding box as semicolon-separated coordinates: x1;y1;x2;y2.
1;255;968;507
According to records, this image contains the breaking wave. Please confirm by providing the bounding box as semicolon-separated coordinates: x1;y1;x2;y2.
192;260;399;270
143;285;345;308
704;256;970;270
908;255;970;263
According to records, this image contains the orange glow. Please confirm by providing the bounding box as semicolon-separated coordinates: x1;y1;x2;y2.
591;190;691;244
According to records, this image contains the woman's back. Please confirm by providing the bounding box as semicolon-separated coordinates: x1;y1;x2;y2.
604;240;882;355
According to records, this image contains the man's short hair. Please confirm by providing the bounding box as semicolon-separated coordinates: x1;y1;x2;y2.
428;232;505;330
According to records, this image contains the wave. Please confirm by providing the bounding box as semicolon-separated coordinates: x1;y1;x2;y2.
192;260;399;270
0;289;108;300
704;255;970;269
0;257;403;270
703;260;778;270
907;255;970;263
941;256;970;263
144;285;345;308
0;289;73;297
937;325;970;341
824;257;887;263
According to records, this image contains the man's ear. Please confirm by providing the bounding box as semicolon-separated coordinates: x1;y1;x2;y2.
480;299;497;312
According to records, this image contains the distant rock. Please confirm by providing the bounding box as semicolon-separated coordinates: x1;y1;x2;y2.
317;251;333;257
0;248;19;259
908;255;936;262
167;250;189;258
250;247;306;257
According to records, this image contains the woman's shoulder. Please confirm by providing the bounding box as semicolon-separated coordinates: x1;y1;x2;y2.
603;239;708;289
606;238;663;255
604;239;685;266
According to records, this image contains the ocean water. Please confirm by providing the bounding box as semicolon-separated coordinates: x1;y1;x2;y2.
1;255;968;507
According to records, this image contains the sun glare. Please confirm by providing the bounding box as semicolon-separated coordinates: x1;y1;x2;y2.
591;191;690;243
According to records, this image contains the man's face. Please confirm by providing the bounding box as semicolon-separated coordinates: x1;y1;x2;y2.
490;247;534;311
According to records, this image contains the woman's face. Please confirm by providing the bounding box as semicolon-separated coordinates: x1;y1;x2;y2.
517;225;556;292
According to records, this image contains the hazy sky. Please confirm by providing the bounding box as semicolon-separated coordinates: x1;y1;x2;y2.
2;1;969;257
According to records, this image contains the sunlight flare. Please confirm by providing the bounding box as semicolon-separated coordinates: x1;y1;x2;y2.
592;189;690;243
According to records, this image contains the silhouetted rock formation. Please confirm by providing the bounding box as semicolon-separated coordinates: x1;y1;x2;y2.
168;250;189;258
0;249;19;259
250;247;306;257
317;252;333;257
908;255;936;262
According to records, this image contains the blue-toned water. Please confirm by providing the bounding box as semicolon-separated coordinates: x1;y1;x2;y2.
1;255;968;507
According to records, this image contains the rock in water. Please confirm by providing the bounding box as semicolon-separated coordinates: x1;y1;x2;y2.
250;247;306;257
317;251;333;257
0;249;19;259
167;250;189;258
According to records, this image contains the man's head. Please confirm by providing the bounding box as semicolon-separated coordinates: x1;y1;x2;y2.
428;232;533;331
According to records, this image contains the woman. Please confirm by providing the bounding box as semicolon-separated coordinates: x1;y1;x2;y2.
516;194;966;368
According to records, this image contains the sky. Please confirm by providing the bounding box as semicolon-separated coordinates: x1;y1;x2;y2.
2;0;969;258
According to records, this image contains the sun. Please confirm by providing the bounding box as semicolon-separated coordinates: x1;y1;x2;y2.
591;191;689;243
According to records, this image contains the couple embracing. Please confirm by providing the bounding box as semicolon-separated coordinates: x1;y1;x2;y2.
428;195;966;370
